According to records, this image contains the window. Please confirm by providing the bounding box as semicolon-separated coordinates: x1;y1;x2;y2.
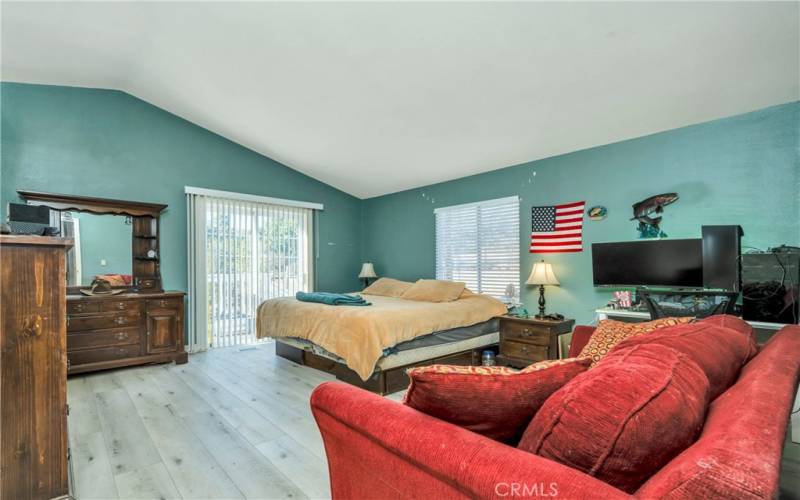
435;196;520;299
186;187;320;350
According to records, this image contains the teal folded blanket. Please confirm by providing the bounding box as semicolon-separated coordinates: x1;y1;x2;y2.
295;291;371;306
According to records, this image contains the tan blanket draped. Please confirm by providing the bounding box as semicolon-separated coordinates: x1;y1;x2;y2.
256;293;507;380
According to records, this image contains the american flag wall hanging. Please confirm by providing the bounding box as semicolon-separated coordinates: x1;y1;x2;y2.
530;201;586;253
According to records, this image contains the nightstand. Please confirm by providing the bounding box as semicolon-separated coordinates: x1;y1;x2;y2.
496;315;575;368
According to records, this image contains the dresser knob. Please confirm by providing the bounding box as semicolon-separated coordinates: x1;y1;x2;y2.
117;302;126;310
75;304;84;312
115;332;127;340
160;300;167;307
115;317;128;325
522;328;531;336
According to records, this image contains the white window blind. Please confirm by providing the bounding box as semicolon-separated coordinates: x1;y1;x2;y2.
187;188;316;350
435;196;520;299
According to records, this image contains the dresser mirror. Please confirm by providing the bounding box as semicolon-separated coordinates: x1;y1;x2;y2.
18;190;166;294
59;211;133;287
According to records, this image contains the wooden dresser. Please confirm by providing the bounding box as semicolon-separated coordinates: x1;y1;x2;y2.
496;315;574;368
67;292;187;374
0;235;73;500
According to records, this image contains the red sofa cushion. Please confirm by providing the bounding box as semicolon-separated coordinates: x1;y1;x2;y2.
636;325;800;498
518;343;709;493
403;358;590;444
611;321;753;400
698;314;759;357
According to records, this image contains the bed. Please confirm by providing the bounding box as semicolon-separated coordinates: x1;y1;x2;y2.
256;285;507;394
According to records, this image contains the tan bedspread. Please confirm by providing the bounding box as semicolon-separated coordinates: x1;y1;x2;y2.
256;292;507;380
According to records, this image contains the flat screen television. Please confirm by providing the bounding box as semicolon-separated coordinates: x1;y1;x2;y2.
592;239;703;288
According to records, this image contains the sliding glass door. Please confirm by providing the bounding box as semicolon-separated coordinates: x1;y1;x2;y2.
188;192;314;349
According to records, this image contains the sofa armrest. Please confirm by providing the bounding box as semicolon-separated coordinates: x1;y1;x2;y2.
311;381;630;499
568;325;596;357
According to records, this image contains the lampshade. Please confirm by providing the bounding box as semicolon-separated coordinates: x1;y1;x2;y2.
358;262;377;279
526;260;560;286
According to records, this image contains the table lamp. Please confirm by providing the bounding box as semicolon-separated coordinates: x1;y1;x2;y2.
358;262;377;288
526;260;560;319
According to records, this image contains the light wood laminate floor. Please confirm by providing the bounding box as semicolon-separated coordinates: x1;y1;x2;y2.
67;342;407;500
68;342;800;499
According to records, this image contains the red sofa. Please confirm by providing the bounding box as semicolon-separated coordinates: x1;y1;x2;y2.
311;324;800;499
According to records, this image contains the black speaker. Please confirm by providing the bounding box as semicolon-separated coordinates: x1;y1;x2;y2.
8;203;50;224
702;225;743;291
7;203;52;235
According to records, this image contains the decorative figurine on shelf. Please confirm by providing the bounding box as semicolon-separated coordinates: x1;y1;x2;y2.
631;192;679;238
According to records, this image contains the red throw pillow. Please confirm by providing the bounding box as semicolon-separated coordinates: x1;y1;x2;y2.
611;321;753;400
403;358;590;444
518;344;709;493
698;314;758;358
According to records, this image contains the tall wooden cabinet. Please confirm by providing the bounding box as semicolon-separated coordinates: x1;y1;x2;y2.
0;235;73;500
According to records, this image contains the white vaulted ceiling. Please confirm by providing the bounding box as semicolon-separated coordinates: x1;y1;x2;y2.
2;2;798;198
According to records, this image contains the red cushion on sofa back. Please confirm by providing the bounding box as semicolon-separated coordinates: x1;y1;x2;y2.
698;314;758;357
518;343;710;493
610;321;753;400
403;358;590;444
636;326;800;499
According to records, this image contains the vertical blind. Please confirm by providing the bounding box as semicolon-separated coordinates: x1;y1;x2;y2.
187;188;317;350
435;196;520;299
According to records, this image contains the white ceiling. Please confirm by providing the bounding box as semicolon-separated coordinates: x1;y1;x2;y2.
2;2;798;199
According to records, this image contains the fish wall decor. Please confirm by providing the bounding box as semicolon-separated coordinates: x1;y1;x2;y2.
630;193;679;238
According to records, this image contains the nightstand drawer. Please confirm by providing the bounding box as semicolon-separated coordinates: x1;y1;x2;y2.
501;340;548;363
501;321;551;346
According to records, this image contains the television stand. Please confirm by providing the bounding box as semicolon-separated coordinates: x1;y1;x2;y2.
595;307;786;337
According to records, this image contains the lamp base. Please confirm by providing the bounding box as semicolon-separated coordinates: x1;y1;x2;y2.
537;284;547;317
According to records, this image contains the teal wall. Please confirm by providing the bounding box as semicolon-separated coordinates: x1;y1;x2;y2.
3;83;797;327
362;102;800;325
73;212;132;285
1;83;363;293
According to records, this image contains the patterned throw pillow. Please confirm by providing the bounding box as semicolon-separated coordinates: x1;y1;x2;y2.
403;358;590;444
578;317;693;367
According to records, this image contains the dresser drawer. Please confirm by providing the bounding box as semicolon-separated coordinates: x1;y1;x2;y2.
67;327;140;350
500;339;548;363
146;298;182;311
500;321;551;346
100;299;141;313
67;301;100;315
68;344;142;366
67;311;141;332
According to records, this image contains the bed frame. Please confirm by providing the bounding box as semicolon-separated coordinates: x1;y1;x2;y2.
276;340;498;395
